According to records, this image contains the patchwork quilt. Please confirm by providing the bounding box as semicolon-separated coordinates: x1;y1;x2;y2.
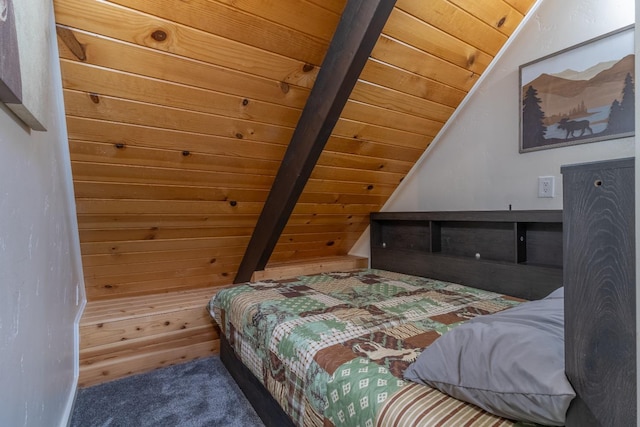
209;269;523;427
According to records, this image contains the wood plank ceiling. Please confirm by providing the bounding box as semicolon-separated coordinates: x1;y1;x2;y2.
53;0;536;301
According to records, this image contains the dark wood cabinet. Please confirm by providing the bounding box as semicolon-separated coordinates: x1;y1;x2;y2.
370;210;563;300
562;158;636;427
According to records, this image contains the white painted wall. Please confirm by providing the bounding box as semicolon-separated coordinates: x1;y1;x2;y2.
0;2;85;427
352;0;635;257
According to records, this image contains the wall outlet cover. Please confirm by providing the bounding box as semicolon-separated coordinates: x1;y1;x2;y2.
538;176;555;198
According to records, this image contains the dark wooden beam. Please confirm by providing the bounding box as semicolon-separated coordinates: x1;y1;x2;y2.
234;0;396;283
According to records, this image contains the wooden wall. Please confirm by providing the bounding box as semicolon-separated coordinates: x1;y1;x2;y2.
53;0;536;301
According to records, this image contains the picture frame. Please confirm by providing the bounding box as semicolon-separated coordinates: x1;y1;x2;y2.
519;25;635;153
0;0;49;131
0;0;22;105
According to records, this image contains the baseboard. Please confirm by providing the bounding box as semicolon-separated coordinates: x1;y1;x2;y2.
61;290;86;427
59;384;79;427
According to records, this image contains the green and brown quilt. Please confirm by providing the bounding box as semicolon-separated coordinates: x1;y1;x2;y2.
209;269;523;427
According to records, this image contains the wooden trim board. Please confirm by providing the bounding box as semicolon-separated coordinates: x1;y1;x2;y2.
250;255;367;281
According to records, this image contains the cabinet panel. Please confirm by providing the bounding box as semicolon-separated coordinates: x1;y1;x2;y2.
370;210;563;300
562;158;636;427
524;222;563;268
438;221;514;262
376;220;430;251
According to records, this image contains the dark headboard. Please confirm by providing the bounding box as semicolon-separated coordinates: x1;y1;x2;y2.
369;210;563;300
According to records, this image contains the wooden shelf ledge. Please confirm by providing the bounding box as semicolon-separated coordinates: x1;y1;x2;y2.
250;255;368;282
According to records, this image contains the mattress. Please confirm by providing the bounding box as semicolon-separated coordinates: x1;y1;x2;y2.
209;269;523;427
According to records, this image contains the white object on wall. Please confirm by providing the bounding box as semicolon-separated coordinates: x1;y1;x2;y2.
538;176;555;198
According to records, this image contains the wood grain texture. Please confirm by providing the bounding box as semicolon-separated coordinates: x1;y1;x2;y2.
502;0;536;15
383;8;491;75
395;0;507;56
79;287;221;386
55;0;319;88
108;0;330;65
562;158;636;427
447;0;524;36
370;211;563;300
60;60;303;127
251;255;367;281
53;0;536;300
234;0;397;282
57;27;311;108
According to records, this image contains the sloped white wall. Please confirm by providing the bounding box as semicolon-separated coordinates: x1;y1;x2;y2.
352;0;635;257
0;2;85;427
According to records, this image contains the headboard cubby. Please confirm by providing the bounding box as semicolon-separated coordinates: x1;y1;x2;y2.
370;210;563;300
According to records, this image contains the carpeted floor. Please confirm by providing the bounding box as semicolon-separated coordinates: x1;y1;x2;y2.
70;356;264;427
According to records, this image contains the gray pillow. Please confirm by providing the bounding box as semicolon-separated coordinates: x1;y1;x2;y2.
404;288;575;426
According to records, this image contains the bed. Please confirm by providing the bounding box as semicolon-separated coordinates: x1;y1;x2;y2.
207;210;619;426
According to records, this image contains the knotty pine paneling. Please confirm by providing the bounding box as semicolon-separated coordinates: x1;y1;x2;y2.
80;223;366;245
396;0;508;56
384;9;492;74
54;0;320;88
350;80;455;123
66;117;288;161
63;90;296;145
70;162;275;189
75;200;382;217
69;141;279;177
370;35;479;92
212;0;342;42
54;0;536;299
57;28;310;109
65;116;423;164
83;257;245;283
107;0;331;65
73;182;390;206
447;0;525;36
81;246;249;269
359;59;467;108
76;213;368;231
503;0;535;15
69;139;410;185
60;60;303;127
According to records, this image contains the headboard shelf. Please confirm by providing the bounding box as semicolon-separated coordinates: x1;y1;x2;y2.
370;210;563;300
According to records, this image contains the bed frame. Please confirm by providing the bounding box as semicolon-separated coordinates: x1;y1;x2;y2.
218;210;627;427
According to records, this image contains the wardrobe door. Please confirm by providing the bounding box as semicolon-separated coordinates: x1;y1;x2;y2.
562;158;635;427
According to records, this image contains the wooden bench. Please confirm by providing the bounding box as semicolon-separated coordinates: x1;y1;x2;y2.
79;287;221;387
78;255;368;387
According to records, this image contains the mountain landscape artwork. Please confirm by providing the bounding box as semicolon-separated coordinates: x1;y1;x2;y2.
520;26;634;152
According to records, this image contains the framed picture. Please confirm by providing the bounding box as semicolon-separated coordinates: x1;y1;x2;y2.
0;0;48;131
0;0;22;104
520;25;634;153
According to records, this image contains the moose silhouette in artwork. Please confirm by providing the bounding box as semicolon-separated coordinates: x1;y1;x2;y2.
557;118;593;139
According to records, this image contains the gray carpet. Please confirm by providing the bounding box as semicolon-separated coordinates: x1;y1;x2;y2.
70;356;264;427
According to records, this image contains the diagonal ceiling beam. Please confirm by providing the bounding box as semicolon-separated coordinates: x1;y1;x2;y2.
234;0;397;283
